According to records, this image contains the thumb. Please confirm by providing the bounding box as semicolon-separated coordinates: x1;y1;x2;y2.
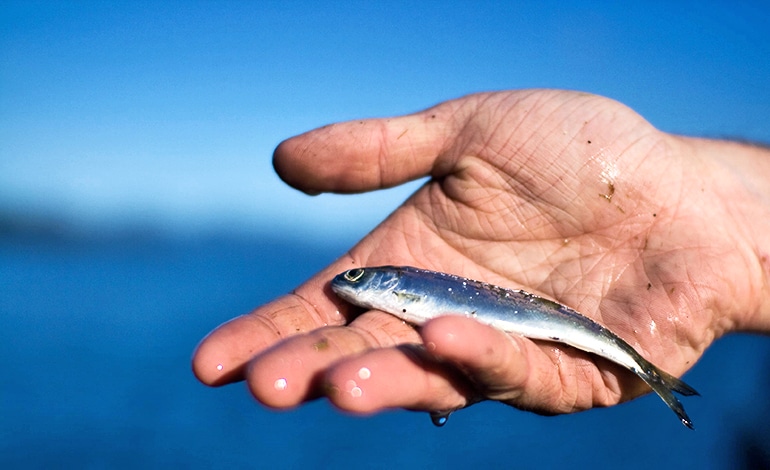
272;101;461;195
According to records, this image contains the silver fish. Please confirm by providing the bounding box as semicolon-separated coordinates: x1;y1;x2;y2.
331;266;698;429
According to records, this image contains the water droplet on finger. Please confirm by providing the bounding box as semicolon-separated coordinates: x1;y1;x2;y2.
274;378;288;391
357;367;371;380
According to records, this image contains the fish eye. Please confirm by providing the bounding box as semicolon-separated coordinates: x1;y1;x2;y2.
343;268;365;282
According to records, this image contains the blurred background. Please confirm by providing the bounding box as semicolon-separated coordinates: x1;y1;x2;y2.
1;1;769;468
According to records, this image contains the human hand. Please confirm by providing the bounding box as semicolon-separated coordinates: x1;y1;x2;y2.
193;90;770;420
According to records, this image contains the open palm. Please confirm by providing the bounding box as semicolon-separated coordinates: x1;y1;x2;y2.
193;90;767;421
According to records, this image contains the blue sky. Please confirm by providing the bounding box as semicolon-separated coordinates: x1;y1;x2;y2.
2;1;769;240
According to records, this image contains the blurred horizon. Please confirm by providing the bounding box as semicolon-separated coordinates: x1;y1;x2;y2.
2;1;770;242
3;3;770;467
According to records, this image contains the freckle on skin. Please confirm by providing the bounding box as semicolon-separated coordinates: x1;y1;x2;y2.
323;382;340;397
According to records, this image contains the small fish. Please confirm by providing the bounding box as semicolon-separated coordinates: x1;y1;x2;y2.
331;266;698;429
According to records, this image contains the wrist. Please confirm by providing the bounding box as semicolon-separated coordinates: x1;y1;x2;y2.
680;136;770;333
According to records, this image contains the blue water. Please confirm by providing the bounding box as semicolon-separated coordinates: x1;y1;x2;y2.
1;229;768;468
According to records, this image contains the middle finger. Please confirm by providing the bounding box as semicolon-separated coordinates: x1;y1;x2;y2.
246;310;420;408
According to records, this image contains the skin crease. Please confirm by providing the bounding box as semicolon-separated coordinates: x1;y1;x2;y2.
192;89;770;420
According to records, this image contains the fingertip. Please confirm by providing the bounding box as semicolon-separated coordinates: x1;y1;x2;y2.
419;315;505;356
191;320;249;387
246;351;310;409
324;347;467;415
419;316;530;392
245;331;355;409
192;287;346;388
271;110;454;194
272;136;315;193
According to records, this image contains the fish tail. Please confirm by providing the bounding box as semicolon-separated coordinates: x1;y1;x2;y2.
657;368;700;397
637;361;699;430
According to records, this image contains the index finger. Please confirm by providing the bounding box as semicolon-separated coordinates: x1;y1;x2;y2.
192;213;436;386
192;262;353;386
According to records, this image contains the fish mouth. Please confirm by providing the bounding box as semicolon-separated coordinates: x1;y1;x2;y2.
330;274;358;302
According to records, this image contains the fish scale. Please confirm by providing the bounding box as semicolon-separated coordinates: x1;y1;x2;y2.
331;265;698;429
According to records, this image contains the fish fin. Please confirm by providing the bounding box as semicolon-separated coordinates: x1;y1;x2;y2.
657;368;700;397
637;364;698;430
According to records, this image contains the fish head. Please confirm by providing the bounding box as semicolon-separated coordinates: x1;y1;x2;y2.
330;266;400;310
